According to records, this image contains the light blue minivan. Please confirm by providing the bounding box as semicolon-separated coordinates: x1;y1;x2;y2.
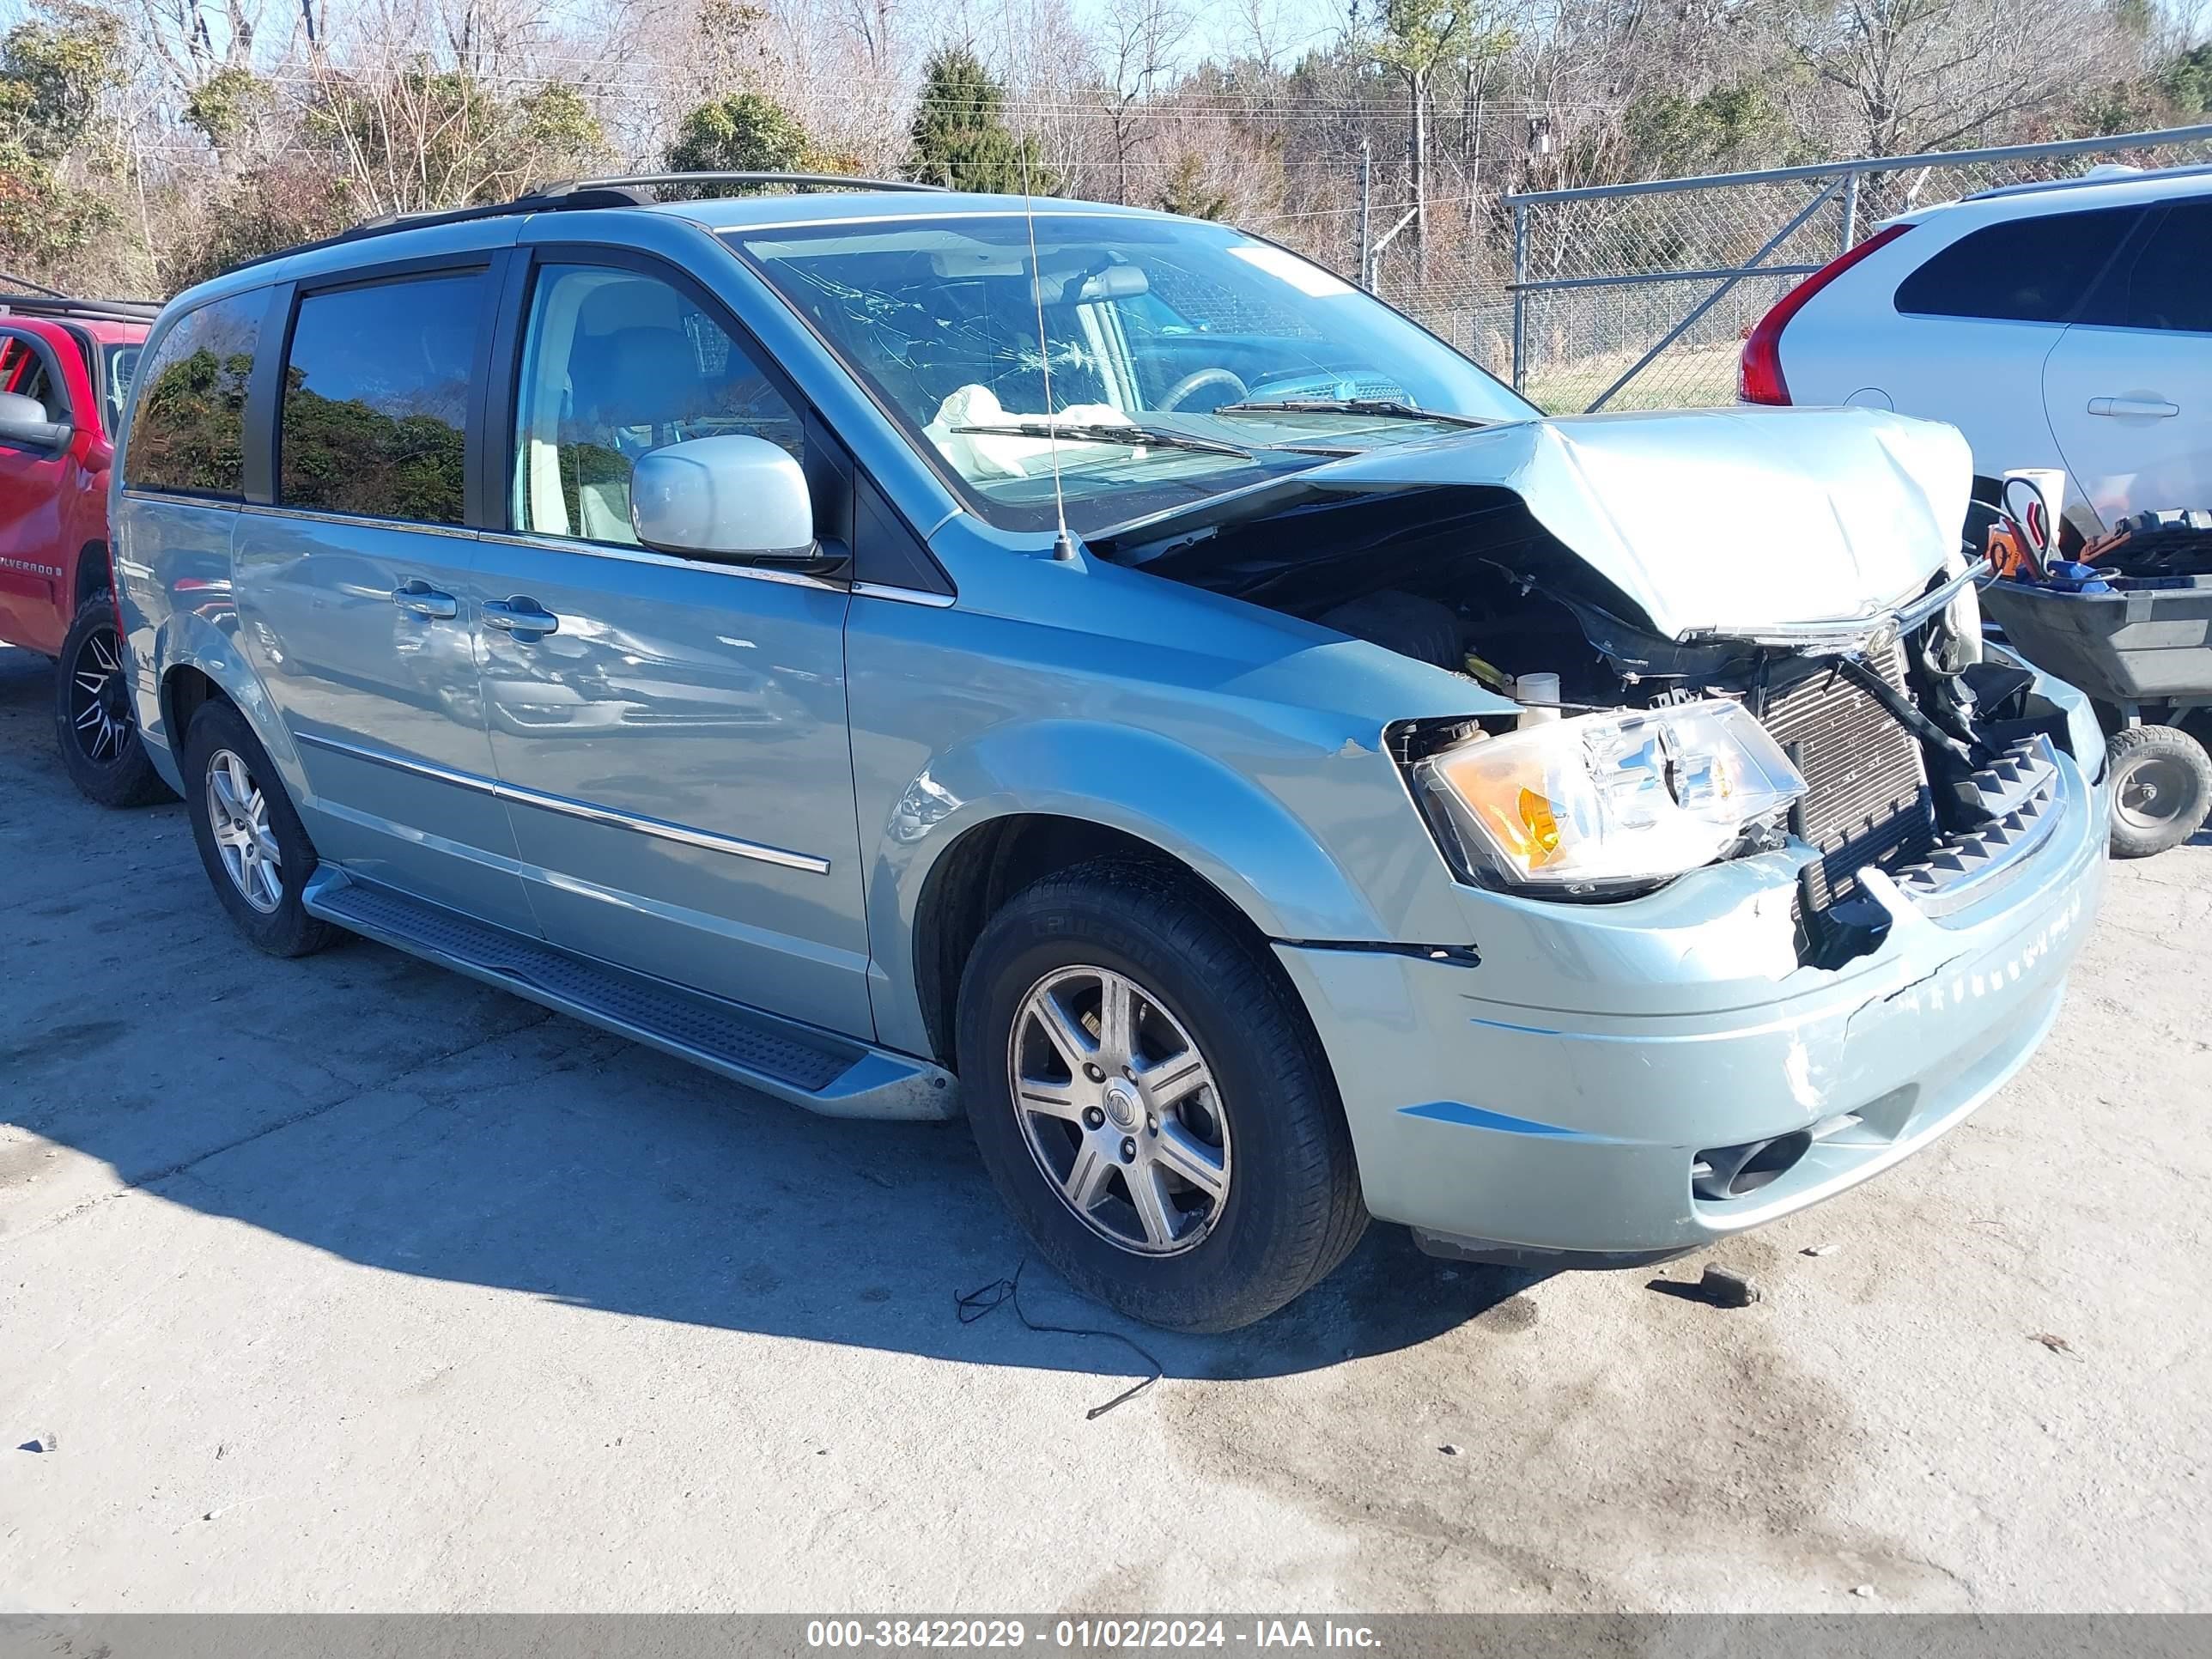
112;177;2107;1329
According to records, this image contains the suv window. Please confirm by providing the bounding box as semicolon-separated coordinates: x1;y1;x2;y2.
125;290;264;499
2077;199;2212;334
1893;205;2147;324
280;271;483;526
511;262;804;545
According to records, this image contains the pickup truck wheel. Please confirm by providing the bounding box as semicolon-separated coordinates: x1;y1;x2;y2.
54;594;170;808
957;859;1365;1332
182;702;339;958
2106;723;2212;859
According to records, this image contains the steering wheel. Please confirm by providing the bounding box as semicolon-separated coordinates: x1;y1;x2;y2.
1157;368;1249;412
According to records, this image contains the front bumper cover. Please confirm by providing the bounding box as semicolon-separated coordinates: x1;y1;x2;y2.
1275;740;2108;1256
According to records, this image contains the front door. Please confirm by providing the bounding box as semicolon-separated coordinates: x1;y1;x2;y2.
471;256;872;1037
231;265;536;933
0;331;76;651
2041;198;2212;531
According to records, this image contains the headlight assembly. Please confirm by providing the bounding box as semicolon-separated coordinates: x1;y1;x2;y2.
1411;698;1807;896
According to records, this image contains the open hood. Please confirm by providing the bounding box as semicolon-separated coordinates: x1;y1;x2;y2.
1107;407;1974;645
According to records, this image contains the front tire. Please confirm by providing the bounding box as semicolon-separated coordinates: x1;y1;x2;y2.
53;593;170;808
2106;723;2212;859
182;700;339;958
957;859;1365;1332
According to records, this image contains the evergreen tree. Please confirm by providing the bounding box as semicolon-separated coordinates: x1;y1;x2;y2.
904;47;1056;195
665;92;811;183
1154;152;1227;219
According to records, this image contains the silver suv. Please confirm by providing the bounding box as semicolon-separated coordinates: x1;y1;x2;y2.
112;178;2108;1330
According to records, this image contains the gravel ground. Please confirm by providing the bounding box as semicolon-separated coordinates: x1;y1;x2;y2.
1;639;2207;1613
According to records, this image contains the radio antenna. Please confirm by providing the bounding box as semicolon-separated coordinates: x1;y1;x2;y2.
1019;146;1076;562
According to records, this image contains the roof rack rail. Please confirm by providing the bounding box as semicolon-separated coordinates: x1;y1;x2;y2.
1962;160;2212;202
217;171;946;282
0;289;161;324
542;171;948;196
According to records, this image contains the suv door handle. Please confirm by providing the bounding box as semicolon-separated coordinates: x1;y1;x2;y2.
391;580;459;619
482;597;561;635
2087;396;2179;418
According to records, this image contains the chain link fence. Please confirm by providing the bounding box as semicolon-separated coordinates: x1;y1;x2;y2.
1484;124;2212;415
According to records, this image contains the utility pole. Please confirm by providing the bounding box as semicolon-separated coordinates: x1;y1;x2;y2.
1411;72;1428;289
1357;139;1373;290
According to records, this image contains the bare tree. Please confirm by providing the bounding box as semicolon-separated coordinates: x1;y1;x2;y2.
1791;0;2128;156
1236;0;1284;72
836;0;899;82
1360;0;1472;286
1095;0;1191;203
137;0;263;94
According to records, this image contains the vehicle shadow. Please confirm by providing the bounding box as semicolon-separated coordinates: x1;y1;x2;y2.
0;642;1542;1385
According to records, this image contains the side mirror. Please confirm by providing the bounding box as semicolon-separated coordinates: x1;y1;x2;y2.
629;434;838;571
0;390;70;452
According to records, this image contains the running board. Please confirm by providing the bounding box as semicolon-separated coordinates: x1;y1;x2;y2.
304;871;957;1121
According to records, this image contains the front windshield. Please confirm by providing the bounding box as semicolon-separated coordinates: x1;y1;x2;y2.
729;213;1536;534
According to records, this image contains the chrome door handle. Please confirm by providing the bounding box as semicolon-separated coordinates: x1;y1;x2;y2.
2087;396;2179;418
482;597;561;635
391;581;459;619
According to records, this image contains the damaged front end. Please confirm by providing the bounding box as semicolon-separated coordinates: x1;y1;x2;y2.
1099;407;2101;969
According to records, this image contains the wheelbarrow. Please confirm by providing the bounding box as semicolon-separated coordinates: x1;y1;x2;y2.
1977;504;2212;859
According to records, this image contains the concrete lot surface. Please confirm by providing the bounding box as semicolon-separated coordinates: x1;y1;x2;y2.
1;641;2207;1612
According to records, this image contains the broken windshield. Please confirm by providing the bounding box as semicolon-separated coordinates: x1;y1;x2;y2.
728;213;1536;535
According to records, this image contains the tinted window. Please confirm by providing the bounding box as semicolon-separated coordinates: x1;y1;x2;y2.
125;291;264;498
1893;206;2145;323
511;263;802;545
2079;200;2212;333
279;273;482;525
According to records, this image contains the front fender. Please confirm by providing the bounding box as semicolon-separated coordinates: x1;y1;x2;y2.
865;719;1404;1059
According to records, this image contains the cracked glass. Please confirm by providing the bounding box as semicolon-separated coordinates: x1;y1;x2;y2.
732;214;1534;534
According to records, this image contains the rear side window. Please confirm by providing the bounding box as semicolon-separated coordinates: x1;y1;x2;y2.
2077;200;2212;334
1893;205;2146;323
125;291;264;499
279;271;483;526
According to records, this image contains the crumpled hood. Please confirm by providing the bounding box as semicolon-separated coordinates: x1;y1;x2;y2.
1125;406;1974;644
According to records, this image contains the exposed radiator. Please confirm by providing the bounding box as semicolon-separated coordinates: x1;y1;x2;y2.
1758;639;1937;913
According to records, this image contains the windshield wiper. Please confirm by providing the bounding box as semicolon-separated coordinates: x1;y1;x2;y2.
1212;398;1492;429
951;421;1252;459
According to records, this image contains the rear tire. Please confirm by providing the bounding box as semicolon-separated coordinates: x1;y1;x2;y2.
957;858;1366;1333
2106;723;2212;859
53;593;170;808
182;700;340;957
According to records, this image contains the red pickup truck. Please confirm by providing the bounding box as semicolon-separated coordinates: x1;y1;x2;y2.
0;291;167;805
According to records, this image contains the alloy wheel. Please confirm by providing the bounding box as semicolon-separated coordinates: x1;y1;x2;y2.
67;625;133;766
1006;964;1231;1256
205;748;283;914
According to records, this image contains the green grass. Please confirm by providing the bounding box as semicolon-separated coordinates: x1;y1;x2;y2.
1523;341;1742;415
